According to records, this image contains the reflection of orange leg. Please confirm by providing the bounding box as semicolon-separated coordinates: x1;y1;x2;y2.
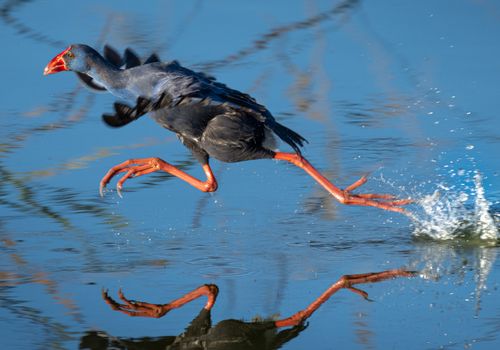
273;152;413;214
99;157;218;196
102;284;219;318
274;269;416;328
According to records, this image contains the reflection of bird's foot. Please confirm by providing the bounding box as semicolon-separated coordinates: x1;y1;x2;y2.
102;288;169;318
340;176;413;214
274;269;417;328
102;284;220;318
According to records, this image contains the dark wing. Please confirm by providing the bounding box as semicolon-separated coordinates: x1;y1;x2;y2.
77;45;162;91
103;45;123;67
102;93;171;127
102;61;308;155
123;48;141;69
190;71;309;154
144;53;161;64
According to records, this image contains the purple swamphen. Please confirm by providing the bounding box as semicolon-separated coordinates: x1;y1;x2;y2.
44;44;411;214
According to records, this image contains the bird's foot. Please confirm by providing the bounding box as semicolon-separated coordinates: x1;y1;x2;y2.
102;289;168;318
99;158;164;197
339;176;413;214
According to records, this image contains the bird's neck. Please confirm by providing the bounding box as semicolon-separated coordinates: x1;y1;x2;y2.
86;56;126;92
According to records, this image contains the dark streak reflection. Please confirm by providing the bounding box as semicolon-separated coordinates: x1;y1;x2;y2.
0;164;74;230
197;0;361;72
0;289;76;348
0;162;129;230
0;236;84;347
0;0;65;47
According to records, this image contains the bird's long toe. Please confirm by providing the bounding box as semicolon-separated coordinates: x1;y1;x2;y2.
99;160;156;196
99;167;122;196
353;193;397;200
344;176;368;192
340;175;413;213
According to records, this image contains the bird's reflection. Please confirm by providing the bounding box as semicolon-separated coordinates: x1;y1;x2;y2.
80;269;414;350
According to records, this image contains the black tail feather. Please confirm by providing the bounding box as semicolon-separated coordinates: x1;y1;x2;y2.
271;121;308;155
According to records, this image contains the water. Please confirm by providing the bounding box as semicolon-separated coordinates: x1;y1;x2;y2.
1;1;500;349
412;173;499;241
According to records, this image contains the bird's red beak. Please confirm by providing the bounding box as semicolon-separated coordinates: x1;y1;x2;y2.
44;46;71;75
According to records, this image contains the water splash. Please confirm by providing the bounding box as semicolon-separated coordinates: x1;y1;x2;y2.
411;173;499;241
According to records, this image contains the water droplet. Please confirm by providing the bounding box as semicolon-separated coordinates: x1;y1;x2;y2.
465;144;474;150
411;173;498;241
457;192;468;202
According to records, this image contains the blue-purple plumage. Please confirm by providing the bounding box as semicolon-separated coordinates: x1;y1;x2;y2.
64;44;307;163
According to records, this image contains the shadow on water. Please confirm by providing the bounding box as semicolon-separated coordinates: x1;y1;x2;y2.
80;321;304;350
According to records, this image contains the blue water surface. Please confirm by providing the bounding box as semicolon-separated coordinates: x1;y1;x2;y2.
1;1;499;349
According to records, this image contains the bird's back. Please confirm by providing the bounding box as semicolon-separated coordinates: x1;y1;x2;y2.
106;59;307;155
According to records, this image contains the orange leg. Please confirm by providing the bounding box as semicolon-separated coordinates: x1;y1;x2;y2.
273;152;413;214
274;269;416;328
99;157;218;196
102;284;219;318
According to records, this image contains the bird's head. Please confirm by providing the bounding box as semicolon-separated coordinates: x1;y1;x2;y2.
44;44;98;75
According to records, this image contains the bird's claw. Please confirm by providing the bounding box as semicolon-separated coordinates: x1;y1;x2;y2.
99;184;125;199
102;288;167;318
340;176;413;215
99;182;123;198
99;158;161;197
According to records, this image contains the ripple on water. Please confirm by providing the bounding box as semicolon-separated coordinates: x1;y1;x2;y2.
187;256;252;278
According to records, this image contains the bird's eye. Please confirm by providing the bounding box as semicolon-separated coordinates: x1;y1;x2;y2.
67;51;74;58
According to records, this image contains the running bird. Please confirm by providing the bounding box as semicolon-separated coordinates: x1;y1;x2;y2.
44;44;411;214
